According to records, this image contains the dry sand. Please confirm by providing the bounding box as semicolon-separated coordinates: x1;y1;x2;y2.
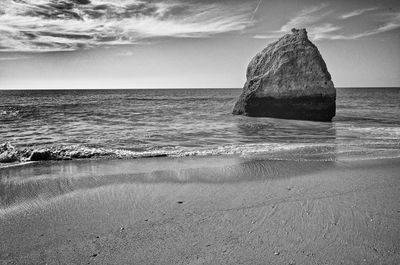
0;156;399;265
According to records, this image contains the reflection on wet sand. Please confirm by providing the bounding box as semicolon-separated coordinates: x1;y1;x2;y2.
0;156;334;216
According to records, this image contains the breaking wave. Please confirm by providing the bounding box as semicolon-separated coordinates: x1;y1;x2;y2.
0;110;20;120
2;141;400;168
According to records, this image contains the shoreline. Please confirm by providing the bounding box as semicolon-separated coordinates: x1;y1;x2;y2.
1;156;399;264
2;146;400;170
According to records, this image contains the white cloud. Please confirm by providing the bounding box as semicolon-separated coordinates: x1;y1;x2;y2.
340;7;378;19
253;5;400;41
115;51;134;56
0;56;30;61
0;0;255;52
253;4;333;39
250;0;263;22
253;34;276;39
278;4;331;33
321;12;400;40
310;23;342;40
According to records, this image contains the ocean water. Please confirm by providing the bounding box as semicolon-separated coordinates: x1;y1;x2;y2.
1;88;400;164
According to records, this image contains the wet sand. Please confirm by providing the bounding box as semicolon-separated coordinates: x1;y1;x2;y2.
1;156;399;265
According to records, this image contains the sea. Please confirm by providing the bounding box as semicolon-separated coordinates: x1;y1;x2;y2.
1;88;400;165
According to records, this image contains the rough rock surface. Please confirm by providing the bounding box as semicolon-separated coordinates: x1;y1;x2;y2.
233;28;336;121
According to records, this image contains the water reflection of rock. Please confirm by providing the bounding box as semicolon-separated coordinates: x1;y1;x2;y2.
234;116;338;161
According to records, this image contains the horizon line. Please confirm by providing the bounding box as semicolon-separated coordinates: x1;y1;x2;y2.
1;86;400;90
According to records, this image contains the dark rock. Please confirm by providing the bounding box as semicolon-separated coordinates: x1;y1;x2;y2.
233;28;336;122
29;149;52;161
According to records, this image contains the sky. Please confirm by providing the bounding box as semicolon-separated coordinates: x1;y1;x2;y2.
0;0;399;89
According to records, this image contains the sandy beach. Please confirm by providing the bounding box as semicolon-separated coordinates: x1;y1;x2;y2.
1;0;400;264
0;156;399;265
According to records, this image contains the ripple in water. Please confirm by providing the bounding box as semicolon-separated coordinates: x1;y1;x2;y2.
0;88;399;165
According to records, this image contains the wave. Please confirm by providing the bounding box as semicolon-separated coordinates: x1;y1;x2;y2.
0;142;328;165
0;110;20;120
345;126;400;136
2;141;400;168
0;142;160;164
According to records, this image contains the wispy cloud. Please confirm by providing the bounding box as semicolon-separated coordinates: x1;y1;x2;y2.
254;4;400;41
278;4;331;33
0;0;255;52
253;4;332;39
250;0;263;22
0;56;30;61
322;11;400;40
115;51;134;57
310;23;342;40
340;7;378;19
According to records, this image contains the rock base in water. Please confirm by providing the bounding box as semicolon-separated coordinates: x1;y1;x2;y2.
233;95;335;121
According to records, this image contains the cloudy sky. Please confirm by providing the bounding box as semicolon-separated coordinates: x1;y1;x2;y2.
0;0;399;89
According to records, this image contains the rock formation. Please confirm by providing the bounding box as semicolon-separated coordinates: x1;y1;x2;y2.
233;28;336;121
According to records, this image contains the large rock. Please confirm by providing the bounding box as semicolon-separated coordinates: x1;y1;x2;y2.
233;28;336;121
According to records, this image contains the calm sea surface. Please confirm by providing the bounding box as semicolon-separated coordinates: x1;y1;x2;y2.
1;88;400;162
